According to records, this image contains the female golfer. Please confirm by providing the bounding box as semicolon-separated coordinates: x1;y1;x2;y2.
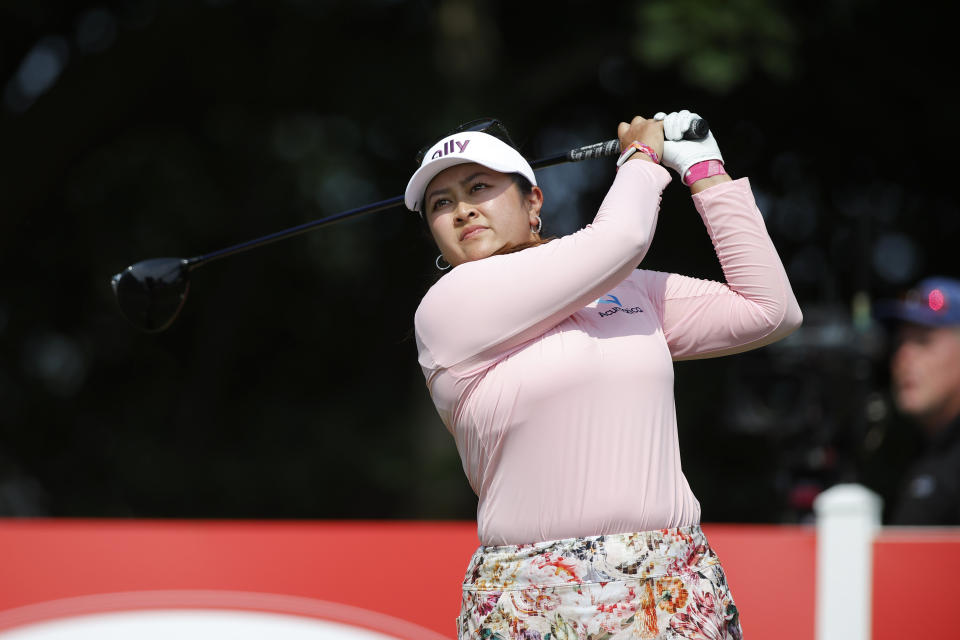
405;112;801;640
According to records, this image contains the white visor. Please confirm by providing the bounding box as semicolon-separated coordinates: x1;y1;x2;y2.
404;130;537;212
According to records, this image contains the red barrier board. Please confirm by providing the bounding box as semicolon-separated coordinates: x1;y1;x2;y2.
0;519;479;638
705;524;816;640
0;520;815;639
873;528;960;640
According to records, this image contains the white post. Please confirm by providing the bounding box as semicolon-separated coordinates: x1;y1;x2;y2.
813;483;882;640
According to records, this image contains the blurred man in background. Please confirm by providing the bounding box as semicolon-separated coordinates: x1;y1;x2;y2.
878;276;960;525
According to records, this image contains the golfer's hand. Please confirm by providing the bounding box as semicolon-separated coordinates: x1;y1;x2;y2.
617;116;664;163
653;110;723;178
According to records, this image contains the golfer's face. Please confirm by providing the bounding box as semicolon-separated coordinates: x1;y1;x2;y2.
424;163;539;267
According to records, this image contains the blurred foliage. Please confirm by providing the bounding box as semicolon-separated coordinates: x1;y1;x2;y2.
634;0;797;93
0;0;956;526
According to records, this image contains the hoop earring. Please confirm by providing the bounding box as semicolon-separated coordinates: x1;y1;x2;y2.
532;215;542;234
435;254;451;271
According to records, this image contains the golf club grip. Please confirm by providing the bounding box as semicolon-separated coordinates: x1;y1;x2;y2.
686;117;710;140
567;139;621;162
567;117;710;162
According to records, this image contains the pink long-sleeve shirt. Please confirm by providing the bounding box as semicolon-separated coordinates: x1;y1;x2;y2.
414;160;802;546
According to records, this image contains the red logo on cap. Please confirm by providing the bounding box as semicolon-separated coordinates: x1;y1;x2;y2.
928;289;946;312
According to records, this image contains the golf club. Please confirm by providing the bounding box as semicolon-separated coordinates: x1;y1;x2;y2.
111;119;709;333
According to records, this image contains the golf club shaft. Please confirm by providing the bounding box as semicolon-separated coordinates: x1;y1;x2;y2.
186;119;709;269
186;195;405;269
186;139;622;270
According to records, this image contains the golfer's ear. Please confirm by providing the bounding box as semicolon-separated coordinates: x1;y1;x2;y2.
527;185;544;215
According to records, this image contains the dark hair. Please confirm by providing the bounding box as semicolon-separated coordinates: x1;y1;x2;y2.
510;172;534;197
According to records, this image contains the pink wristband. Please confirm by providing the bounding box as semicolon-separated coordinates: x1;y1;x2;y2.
683;160;726;185
616;141;659;168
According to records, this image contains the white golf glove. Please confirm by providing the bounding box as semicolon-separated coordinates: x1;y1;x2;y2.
654;110;723;181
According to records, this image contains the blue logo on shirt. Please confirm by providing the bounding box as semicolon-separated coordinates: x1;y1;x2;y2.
596;292;642;318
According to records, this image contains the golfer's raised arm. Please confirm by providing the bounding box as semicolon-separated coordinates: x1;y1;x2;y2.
415;159;670;370
646;177;803;360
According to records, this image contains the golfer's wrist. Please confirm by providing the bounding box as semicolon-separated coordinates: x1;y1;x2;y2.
683;159;726;187
616;141;659;169
688;174;732;194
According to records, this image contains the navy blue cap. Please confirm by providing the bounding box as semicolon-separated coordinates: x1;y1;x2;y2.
875;276;960;327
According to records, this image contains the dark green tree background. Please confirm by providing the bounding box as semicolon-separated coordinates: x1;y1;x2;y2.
0;0;954;524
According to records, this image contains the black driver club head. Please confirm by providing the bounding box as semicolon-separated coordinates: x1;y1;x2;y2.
111;257;191;333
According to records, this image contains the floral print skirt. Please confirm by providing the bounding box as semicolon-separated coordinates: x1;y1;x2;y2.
458;526;742;640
